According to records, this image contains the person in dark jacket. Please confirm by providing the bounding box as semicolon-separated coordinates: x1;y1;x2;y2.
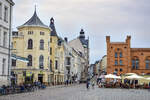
86;78;90;90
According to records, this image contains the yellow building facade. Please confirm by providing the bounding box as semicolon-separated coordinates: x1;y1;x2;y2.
49;18;64;85
11;10;52;85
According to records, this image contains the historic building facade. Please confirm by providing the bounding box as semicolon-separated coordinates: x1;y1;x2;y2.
0;0;14;86
11;10;51;85
100;55;107;74
49;18;64;85
68;29;89;81
106;36;150;75
64;38;86;83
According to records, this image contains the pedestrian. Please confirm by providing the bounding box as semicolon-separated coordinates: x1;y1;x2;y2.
86;78;90;90
92;81;95;89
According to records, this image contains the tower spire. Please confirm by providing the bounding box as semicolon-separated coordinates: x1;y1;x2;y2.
35;5;36;12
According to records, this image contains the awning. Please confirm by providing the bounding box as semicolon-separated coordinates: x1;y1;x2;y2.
11;54;29;63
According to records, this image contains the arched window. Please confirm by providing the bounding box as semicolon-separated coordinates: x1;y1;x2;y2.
145;57;150;69
50;60;52;72
28;39;33;49
27;55;32;66
39;55;44;69
40;39;44;50
132;57;139;69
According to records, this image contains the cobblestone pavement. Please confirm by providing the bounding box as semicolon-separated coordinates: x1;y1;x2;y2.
0;84;150;100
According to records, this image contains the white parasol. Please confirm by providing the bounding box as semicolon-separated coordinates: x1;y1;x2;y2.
105;74;121;79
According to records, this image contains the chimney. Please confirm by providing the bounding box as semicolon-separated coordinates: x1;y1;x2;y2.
126;35;131;43
126;35;131;48
64;37;68;42
106;36;110;43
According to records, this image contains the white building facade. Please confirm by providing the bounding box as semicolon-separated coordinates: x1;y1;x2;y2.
100;55;107;74
0;0;14;86
68;29;89;82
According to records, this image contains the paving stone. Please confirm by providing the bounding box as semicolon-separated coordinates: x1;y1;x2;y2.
0;84;150;100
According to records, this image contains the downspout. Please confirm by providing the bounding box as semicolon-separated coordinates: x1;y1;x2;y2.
8;4;12;85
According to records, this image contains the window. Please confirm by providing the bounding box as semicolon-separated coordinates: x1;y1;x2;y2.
28;31;33;35
50;60;52;72
132;57;139;69
48;41;50;47
50;47;52;55
135;59;139;69
50;38;52;43
146;61;149;69
55;60;58;69
3;32;7;47
0;29;1;45
120;68;123;72
145;57;150;69
120;60;123;65
115;52;118;58
4;6;8;22
2;59;6;75
28;39;33;49
120;52;122;58
39;55;44;69
40;39;44;50
132;60;135;69
12;59;16;67
66;57;71;65
0;3;2;19
115;68;118;71
27;55;32;66
40;32;44;35
115;60;118;66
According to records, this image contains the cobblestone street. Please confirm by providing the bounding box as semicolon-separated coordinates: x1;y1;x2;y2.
0;84;150;100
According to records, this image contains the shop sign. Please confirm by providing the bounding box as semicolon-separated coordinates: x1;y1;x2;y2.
26;72;32;77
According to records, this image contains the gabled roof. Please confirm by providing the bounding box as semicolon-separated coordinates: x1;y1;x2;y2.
18;10;49;29
49;17;58;36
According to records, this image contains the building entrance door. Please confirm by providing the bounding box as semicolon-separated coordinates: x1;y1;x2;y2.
38;74;43;83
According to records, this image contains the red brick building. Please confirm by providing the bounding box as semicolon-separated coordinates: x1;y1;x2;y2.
106;36;150;75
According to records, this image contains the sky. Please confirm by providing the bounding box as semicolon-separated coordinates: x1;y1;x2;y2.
13;0;150;64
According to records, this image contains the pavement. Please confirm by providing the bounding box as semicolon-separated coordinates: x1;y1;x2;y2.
0;84;150;100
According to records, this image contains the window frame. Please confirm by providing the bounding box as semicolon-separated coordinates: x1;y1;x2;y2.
40;39;44;50
55;60;58;70
3;31;7;47
39;55;44;69
28;39;33;49
120;60;123;65
115;60;118;66
2;58;6;75
115;52;118;58
27;55;32;66
120;52;123;58
0;2;2;19
4;6;8;22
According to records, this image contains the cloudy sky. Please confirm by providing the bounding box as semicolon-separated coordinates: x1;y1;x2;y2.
13;0;150;64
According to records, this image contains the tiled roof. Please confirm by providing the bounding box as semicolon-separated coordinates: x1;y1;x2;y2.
19;10;48;28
